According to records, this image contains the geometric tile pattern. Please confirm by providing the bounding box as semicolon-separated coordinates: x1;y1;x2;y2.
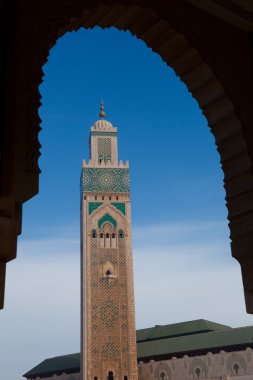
91;131;117;136
89;228;131;376
82;168;130;193
100;299;119;327
98;138;111;161
101;341;120;358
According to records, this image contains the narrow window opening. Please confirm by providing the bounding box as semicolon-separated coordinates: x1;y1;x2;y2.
108;371;114;380
195;368;201;378
124;376;128;380
106;233;110;239
119;230;124;238
84;196;86;200
106;270;111;276
92;230;96;238
102;196;104;200
109;196;111;200
116;196;119;200
94;377;98;380
95;196;97;200
100;233;103;238
233;363;239;374
160;373;165;380
112;233;115;239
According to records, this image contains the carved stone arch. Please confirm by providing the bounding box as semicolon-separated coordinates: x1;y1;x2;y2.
2;0;253;311
189;358;208;378
102;261;115;276
226;353;247;376
154;362;171;380
91;203;126;233
101;222;114;233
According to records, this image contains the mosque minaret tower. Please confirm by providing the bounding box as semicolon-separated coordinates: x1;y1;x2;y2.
80;102;138;380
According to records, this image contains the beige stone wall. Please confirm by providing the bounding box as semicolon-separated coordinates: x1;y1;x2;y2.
28;347;253;380
138;347;253;380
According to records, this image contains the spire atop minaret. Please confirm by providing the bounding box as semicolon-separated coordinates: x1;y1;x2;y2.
99;99;106;119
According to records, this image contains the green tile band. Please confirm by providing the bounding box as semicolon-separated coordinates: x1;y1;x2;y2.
82;168;130;193
91;131;117;136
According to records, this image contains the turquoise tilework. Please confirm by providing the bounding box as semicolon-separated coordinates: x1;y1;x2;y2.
82;168;130;193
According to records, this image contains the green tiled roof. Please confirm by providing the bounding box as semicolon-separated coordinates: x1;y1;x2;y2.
23;320;253;379
23;353;80;378
136;319;231;342
137;325;253;360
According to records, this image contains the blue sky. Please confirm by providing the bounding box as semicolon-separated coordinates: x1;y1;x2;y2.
0;27;252;380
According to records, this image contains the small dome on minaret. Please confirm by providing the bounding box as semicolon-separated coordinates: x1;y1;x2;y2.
91;100;117;131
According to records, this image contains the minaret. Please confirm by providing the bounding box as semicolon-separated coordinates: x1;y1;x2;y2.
81;102;138;380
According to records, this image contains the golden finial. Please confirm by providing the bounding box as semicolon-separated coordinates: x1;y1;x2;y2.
99;99;106;119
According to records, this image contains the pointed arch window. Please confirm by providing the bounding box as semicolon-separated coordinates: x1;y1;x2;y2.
92;229;96;238
119;230;124;238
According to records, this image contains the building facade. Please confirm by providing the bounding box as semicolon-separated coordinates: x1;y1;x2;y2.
80;103;138;380
23;319;253;380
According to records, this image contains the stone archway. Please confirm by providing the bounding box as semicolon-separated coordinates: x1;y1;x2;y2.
1;1;253;311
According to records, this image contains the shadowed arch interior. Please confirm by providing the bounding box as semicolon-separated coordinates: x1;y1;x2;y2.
1;1;253;314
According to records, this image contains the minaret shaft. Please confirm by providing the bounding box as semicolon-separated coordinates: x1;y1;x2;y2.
81;107;138;380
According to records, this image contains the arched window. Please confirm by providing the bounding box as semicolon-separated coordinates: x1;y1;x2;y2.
100;232;104;238
119;230;124;238
108;371;114;380
92;229;96;238
233;363;240;374
124;376;128;380
195;368;201;378
112;233;115;239
106;270;111;276
94;377;98;380
99;156;103;163
160;372;166;380
106;233;110;239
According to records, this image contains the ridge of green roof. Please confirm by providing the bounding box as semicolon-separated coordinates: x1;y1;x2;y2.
136;319;231;343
